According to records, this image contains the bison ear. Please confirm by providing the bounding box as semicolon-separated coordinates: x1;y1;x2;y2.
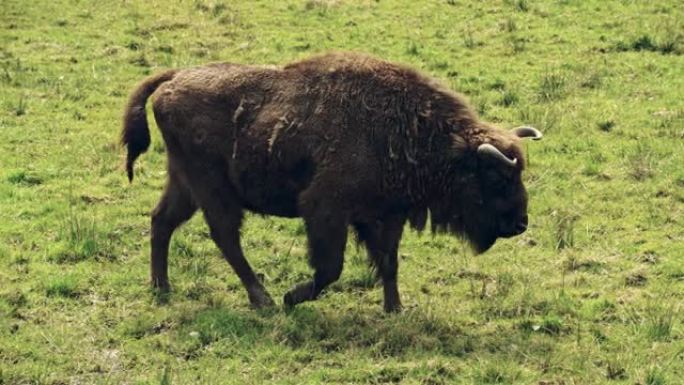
512;126;543;140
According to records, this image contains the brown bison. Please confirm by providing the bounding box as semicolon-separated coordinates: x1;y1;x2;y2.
122;52;542;312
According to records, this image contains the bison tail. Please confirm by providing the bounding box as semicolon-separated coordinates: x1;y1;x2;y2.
121;69;177;182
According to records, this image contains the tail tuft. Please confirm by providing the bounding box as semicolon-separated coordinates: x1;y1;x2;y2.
120;70;176;182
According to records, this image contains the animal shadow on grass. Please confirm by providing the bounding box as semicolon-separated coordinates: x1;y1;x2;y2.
175;305;478;359
281;307;477;356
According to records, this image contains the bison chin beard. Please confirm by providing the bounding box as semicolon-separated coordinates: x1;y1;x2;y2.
429;210;497;255
463;218;499;254
468;231;497;254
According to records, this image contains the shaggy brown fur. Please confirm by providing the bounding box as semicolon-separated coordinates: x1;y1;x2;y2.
121;52;541;312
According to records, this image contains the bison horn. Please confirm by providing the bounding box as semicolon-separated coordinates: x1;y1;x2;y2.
512;126;543;140
477;143;517;167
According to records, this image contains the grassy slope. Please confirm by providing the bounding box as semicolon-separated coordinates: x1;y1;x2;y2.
1;0;683;384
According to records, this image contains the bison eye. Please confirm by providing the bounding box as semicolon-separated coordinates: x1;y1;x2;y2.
485;170;502;184
484;170;513;191
486;179;509;195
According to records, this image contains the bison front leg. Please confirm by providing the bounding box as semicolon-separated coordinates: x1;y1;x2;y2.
150;175;197;292
283;210;348;308
354;216;405;313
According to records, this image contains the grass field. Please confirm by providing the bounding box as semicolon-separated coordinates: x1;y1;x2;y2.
1;0;683;383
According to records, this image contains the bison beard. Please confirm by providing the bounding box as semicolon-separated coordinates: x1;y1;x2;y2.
121;52;542;312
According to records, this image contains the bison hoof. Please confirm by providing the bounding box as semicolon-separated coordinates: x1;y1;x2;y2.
282;291;308;309
151;282;171;304
384;302;403;313
151;279;170;294
249;290;275;310
283;282;315;309
283;291;298;309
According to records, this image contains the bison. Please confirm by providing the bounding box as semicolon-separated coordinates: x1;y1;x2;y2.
121;52;542;312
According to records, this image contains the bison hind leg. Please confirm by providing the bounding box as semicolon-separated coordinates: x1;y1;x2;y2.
150;174;197;293
203;206;275;310
185;170;275;309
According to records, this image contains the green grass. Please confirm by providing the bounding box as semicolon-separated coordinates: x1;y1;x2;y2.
1;0;683;384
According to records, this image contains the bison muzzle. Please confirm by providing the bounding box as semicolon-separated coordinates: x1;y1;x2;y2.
121;53;542;312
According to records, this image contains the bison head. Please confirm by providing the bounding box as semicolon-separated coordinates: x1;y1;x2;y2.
430;126;542;253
